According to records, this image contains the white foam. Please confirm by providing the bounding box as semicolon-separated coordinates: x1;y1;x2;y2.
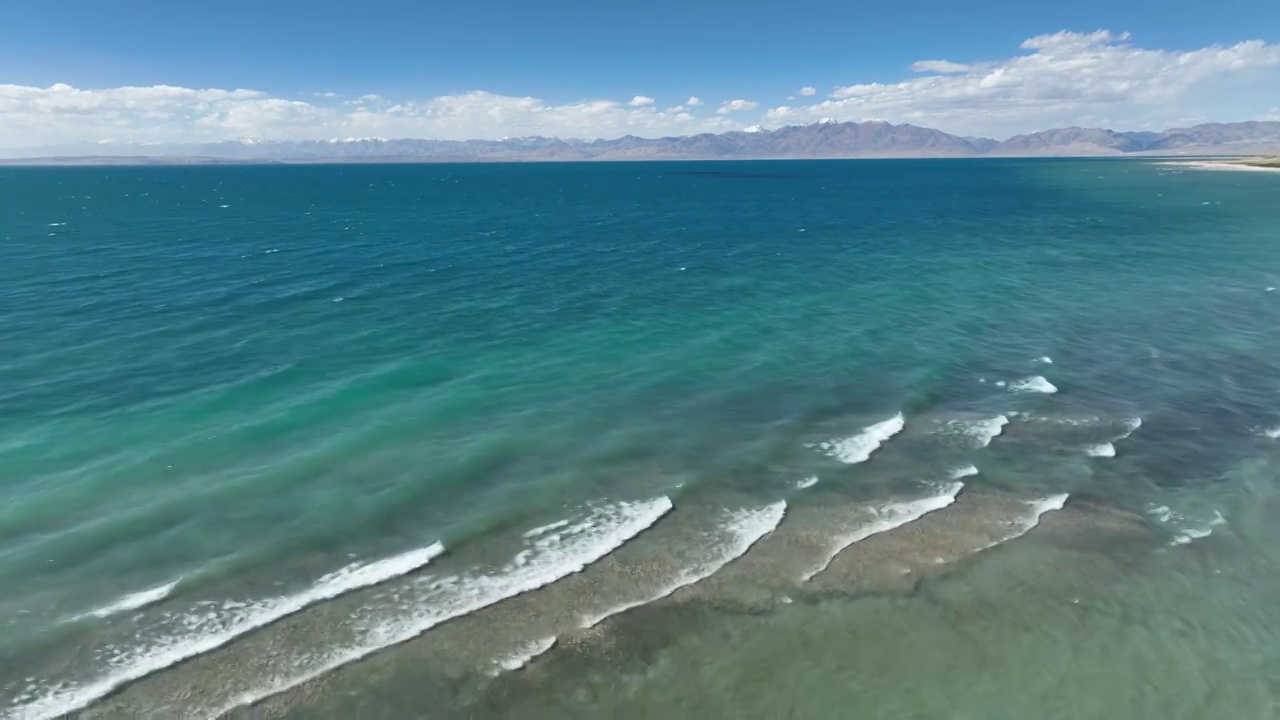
949;465;980;480
494;636;557;673
818;413;905;464
1164;510;1226;546
981;494;1069;551
1084;442;1116;458
1086;417;1141;457
1022;413;1100;427
9;540;446;720
1117;417;1142;440
522;519;571;538
796;476;819;490
1027;493;1069;521
802;484;963;581
213;497;672;716
80;579;181;620
581;501;786;628
1037;356;1054;364
1171;512;1226;545
1172;527;1212;545
1263;426;1280;439
1165;160;1280;173
1009;376;1058;394
948;415;1008;448
1173;510;1227;545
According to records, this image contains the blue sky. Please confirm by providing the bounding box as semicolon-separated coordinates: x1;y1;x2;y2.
1;0;1278;147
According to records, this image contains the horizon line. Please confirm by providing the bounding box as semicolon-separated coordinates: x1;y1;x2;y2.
7;117;1280;152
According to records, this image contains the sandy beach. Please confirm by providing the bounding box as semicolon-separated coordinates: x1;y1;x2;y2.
1160;158;1280;172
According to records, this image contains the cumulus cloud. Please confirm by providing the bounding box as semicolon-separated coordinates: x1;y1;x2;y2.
717;99;759;114
909;60;973;74
343;94;383;105
798;86;817;96
0;85;740;148
2;31;1277;149
765;30;1280;138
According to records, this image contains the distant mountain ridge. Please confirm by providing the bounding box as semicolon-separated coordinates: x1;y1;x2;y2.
989;121;1280;156
5;120;1280;163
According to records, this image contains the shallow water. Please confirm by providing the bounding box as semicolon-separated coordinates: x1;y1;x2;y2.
2;159;1279;718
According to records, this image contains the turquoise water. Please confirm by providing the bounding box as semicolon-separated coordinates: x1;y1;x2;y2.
2;160;1280;718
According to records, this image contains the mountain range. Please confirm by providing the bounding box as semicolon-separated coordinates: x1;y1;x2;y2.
5;120;1280;164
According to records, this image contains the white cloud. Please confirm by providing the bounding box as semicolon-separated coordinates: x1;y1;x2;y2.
0;85;741;148
799;86;817;96
312;91;339;98
763;30;1280;138
2;31;1277;149
909;60;973;74
717;98;759;114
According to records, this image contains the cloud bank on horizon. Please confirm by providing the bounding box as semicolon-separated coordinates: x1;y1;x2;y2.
1;30;1277;149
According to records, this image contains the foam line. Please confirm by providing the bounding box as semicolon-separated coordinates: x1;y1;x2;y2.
979;494;1069;551
211;497;673;716
494;636;557;673
79;579;181;620
818;413;905;464
802;484;963;581
1009;376;1057;394
581;501;786;628
8;541;446;720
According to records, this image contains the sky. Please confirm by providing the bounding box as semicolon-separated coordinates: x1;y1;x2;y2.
1;0;1278;148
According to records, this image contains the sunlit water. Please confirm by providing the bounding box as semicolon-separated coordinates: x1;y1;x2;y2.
2;159;1279;719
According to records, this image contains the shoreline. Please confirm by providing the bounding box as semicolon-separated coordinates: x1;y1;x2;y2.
1160;158;1280;173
